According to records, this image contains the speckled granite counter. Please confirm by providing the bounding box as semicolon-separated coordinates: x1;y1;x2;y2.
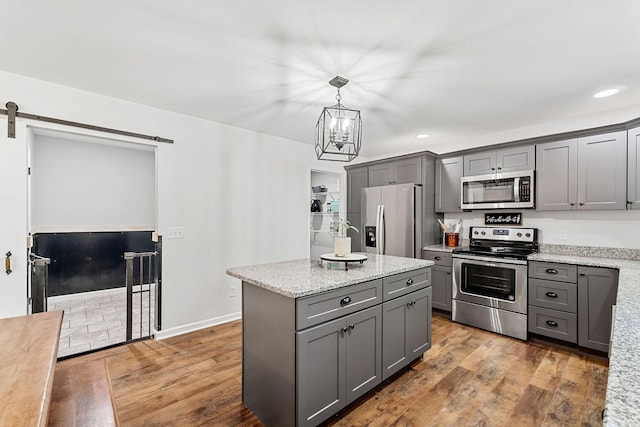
528;252;640;426
226;254;433;298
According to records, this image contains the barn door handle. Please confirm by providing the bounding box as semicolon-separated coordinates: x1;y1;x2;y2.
5;251;12;275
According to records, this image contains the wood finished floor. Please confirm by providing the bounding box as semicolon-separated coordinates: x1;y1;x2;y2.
56;315;608;426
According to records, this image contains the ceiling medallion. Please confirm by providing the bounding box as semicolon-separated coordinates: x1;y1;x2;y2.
315;76;362;162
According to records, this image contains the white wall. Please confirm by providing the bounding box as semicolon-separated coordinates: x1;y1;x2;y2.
30;133;155;231
445;210;640;249
0;70;348;334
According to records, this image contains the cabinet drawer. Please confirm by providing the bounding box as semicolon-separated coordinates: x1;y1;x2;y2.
296;279;382;330
528;306;577;343
528;261;577;283
422;250;452;266
528;278;577;313
382;268;430;301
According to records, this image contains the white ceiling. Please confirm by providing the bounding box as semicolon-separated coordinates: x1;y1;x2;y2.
2;1;640;158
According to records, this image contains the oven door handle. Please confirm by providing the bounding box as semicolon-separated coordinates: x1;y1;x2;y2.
452;254;528;266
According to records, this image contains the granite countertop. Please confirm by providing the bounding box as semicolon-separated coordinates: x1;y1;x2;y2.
529;251;640;426
422;243;467;253
226;254;434;298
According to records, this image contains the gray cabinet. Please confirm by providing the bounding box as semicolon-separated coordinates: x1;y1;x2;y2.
536;131;627;211
435;156;463;213
382;286;431;380
297;305;382;426
368;157;422;186
527;261;619;353
463;145;535;176
578;266;619;353
346;166;368;251
628;125;640;209
423;250;452;312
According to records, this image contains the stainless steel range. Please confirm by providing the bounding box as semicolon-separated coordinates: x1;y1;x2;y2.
452;226;538;340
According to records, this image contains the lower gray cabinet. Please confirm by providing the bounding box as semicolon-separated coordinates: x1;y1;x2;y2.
382;286;432;380
578;266;619;353
296;305;382;427
430;265;452;311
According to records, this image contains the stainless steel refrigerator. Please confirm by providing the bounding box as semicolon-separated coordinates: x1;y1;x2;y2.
361;183;423;258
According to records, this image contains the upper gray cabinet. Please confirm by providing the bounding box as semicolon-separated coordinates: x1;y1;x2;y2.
463;145;535;176
536;131;627;211
628;125;640;209
435;156;463;213
368;157;422;186
346;166;368;214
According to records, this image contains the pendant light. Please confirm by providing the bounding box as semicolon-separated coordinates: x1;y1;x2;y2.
315;76;362;162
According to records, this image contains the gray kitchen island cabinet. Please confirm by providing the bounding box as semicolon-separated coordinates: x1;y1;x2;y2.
227;255;433;427
578;266;619;352
536;131;627;211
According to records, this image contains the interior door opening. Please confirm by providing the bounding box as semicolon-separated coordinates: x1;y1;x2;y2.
27;127;159;358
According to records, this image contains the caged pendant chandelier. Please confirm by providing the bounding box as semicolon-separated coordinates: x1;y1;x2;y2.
315;76;362;162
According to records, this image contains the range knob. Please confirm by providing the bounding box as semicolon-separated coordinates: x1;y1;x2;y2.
481;231;486;236
473;231;479;235
517;232;522;237
525;233;531;237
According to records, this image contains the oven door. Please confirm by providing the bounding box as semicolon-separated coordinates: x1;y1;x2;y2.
452;254;527;314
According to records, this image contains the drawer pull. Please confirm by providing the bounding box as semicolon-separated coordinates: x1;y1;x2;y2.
545;268;558;275
434;256;441;261
406;278;414;286
546;320;558;328
545;292;558;298
340;296;352;306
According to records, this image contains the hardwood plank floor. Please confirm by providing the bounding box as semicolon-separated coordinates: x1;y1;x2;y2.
55;315;608;426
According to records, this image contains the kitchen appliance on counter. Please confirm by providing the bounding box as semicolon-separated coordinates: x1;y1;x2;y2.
461;170;534;210
362;183;422;258
452;226;538;340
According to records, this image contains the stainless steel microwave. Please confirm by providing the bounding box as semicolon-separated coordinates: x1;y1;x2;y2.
461;170;534;210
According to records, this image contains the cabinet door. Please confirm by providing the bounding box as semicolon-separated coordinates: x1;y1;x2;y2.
536;139;578;211
577;267;619;353
435;156;463;213
629;126;640;209
497;145;535;172
382;287;432;380
297;317;346;427
577;131;627;210
344;305;382;403
347;166;368;213
463;151;496;176
368;163;395;186
406;287;432;359
430;265;452;312
395;157;422;184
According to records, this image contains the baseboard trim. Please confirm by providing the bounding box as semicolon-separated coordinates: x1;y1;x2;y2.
154;312;242;340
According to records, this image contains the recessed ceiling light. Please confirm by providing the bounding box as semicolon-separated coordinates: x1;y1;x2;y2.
416;133;430;139
593;88;619;98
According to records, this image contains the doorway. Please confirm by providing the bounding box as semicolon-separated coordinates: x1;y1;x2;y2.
310;170;342;261
27;127;159;358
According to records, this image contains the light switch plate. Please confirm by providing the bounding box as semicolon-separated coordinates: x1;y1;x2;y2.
166;226;184;239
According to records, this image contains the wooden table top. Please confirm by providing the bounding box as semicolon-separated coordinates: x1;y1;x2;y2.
0;310;63;427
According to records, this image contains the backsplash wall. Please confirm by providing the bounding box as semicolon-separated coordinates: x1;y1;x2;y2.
444;209;640;249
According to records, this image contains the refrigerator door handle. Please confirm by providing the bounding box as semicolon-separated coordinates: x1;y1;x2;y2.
379;204;385;255
375;205;381;255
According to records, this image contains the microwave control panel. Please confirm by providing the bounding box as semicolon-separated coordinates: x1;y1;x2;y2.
519;177;531;202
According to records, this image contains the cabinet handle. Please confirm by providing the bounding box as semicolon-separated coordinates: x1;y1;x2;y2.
569;202;575;206
497;167;502;170
341;327;349;333
545;292;558;298
406;278;414;286
579;202;584;206
491;167;496;171
545;268;558;275
447;272;451;275
579;273;586;277
546;320;558;328
5;251;12;275
340;296;352;306
349;324;355;330
434;256;441;261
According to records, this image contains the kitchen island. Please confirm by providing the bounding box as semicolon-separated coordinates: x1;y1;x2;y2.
227;254;433;427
